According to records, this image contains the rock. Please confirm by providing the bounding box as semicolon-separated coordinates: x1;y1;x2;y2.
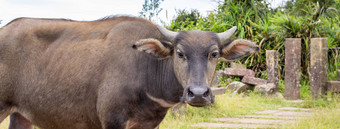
273;92;284;98
224;68;255;77
242;76;267;85
211;87;226;95
226;82;252;94
327;81;340;93
211;70;225;87
254;83;276;95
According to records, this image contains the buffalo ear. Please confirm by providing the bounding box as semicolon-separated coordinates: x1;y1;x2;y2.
132;38;173;58
220;39;259;61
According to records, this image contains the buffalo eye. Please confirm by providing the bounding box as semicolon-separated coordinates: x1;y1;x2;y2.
177;51;184;58
211;52;219;58
176;49;185;59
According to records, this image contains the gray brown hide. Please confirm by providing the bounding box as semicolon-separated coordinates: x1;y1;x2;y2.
0;16;258;129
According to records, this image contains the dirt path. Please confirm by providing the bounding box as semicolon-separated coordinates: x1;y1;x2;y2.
192;107;313;128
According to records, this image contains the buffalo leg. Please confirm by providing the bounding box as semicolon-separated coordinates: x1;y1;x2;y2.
0;102;12;123
9;113;33;129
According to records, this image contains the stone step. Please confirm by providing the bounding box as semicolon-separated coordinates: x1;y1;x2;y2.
278;107;311;111
255;110;313;117
238;115;301;120
284;100;305;103
224;68;255;77
192;122;276;128
212;118;295;125
191;107;313;128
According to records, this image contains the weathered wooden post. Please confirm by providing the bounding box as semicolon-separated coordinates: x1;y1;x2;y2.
284;38;301;100
266;50;278;91
310;38;328;98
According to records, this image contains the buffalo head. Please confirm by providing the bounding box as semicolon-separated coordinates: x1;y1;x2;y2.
133;25;259;107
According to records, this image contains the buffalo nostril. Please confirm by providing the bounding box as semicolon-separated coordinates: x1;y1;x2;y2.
203;89;210;97
188;89;194;97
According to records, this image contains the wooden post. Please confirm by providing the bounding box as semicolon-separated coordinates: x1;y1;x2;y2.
310;38;328;99
284;38;301;100
266;50;278;92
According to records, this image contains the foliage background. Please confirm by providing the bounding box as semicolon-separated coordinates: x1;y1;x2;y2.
165;0;339;83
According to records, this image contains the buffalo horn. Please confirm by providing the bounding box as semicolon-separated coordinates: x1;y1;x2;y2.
156;25;178;43
217;26;237;43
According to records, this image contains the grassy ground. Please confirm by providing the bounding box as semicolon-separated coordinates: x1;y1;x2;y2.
0;117;9;129
159;91;340;129
1;92;339;129
281;99;340;129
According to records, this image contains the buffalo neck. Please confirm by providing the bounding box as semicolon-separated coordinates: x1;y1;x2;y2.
136;55;183;105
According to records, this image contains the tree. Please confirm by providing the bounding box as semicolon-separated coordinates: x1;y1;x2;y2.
139;0;164;23
169;9;202;30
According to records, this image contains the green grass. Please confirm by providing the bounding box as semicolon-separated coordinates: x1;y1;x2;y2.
1;92;338;129
159;91;340;129
277;78;311;100
0;117;9;129
159;91;298;129
280;98;340;129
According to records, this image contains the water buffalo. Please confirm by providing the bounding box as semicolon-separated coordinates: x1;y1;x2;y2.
0;16;258;129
